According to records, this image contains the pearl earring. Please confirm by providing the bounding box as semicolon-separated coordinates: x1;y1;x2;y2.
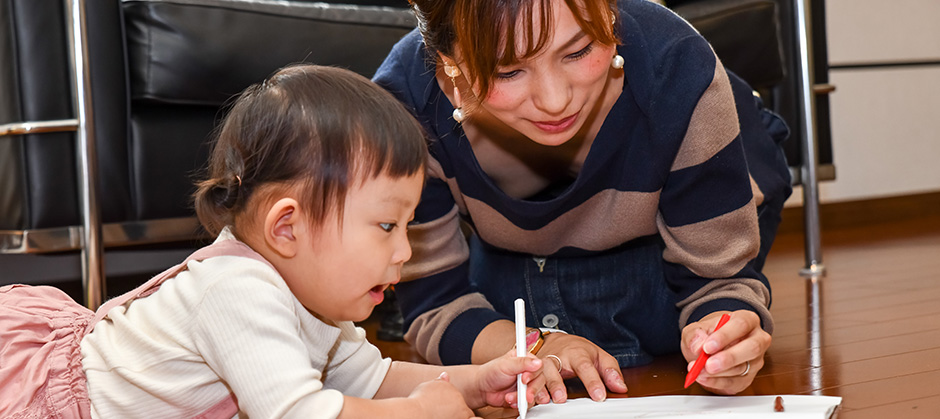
611;54;624;69
452;107;466;123
444;63;466;123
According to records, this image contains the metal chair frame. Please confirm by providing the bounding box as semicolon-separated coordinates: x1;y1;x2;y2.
0;0;205;308
792;0;827;278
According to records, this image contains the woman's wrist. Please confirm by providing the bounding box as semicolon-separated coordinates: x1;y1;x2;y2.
471;319;518;364
517;328;545;354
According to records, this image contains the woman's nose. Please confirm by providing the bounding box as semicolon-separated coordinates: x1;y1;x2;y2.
532;70;571;115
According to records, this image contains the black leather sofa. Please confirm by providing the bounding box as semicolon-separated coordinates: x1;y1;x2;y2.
0;0;831;306
0;0;417;305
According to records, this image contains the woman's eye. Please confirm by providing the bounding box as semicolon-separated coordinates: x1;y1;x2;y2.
379;223;395;232
496;69;521;80
567;42;595;60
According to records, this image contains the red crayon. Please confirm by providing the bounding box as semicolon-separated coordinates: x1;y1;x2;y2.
684;313;732;388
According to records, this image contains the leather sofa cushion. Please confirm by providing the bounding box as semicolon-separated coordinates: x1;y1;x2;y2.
671;0;784;89
123;0;416;106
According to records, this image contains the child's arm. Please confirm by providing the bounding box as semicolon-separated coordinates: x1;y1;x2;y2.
339;372;475;419
372;352;543;409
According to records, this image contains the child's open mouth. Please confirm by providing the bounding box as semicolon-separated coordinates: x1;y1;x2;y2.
369;285;386;304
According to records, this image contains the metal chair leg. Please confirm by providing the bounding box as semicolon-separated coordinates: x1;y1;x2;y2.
65;0;106;308
792;0;826;278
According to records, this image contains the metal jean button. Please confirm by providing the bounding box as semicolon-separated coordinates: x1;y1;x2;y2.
541;313;559;328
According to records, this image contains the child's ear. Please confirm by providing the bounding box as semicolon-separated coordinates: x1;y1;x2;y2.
263;197;304;258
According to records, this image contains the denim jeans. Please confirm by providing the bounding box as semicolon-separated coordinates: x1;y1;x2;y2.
468;234;681;368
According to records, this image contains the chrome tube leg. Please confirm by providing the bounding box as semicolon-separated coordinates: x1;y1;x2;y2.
65;0;106;308
793;0;825;278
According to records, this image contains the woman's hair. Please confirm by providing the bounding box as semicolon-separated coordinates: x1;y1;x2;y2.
193;64;428;236
410;0;620;99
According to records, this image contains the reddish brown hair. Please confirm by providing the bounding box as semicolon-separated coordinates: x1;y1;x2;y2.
410;0;620;99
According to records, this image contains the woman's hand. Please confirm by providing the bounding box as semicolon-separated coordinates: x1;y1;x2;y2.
681;310;772;395
526;333;628;405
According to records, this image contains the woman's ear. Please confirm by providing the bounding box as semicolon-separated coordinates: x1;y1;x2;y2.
263;197;303;258
437;52;454;68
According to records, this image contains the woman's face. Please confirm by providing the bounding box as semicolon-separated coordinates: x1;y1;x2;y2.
460;0;618;146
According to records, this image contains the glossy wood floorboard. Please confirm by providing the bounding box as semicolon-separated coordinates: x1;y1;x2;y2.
361;213;940;417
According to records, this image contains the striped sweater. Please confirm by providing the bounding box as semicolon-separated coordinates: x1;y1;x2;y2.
373;0;791;365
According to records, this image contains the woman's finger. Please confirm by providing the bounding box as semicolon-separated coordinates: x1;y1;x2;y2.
706;328;770;376
697;357;764;395
540;354;569;403
596;351;627;394
569;352;607;401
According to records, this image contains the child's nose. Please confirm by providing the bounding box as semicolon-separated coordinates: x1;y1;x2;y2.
393;233;413;264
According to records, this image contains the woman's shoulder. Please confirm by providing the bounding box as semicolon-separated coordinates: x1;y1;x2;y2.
618;0;711;63
616;0;718;106
619;0;699;37
372;28;437;114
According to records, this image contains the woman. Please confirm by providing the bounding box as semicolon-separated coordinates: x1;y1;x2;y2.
373;0;791;401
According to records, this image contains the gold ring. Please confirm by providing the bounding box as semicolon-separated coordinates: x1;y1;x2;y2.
546;354;563;373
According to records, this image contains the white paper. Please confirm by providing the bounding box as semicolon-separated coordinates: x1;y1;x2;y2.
526;395;841;418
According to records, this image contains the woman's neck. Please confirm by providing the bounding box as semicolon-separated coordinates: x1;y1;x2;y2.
436;68;624;199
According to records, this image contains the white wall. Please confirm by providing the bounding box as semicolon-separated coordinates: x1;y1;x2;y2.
785;0;940;206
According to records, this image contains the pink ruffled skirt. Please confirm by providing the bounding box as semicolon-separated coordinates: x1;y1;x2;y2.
0;284;93;419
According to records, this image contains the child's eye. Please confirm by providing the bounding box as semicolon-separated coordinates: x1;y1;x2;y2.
567;42;594;60
379;223;395;232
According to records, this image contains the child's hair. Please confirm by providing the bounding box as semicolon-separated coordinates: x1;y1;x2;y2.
193;64;428;236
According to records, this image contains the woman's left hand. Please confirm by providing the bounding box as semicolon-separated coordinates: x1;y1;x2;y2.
680;310;771;395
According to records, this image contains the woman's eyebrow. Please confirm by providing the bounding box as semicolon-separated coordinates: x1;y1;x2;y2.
557;30;588;51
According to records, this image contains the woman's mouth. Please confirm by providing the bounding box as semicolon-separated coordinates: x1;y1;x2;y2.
531;112;579;134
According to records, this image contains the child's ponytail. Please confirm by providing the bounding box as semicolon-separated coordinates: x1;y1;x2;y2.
193;174;243;236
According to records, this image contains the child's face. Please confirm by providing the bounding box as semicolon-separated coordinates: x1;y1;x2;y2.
289;171;424;322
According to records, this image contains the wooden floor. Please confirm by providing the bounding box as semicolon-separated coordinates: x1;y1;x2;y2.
362;210;940;417
755;211;940;417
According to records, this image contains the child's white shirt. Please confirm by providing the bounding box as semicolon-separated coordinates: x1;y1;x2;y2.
80;228;391;418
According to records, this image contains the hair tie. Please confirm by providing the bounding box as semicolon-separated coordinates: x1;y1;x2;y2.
235;175;242;187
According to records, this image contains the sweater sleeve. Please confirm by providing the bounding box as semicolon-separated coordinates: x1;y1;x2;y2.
647;34;773;333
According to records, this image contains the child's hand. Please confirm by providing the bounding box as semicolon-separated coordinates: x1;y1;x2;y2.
409;372;477;419
471;350;544;409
